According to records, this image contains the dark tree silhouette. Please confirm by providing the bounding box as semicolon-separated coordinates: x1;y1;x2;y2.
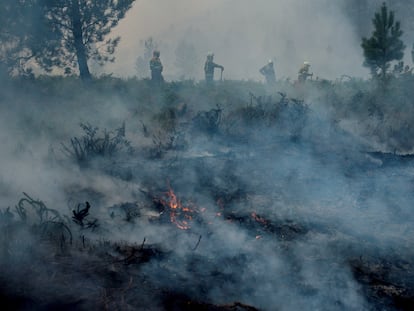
1;0;135;80
0;0;42;75
361;2;405;80
41;0;135;80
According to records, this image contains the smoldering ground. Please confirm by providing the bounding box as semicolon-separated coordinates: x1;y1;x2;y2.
1;77;414;310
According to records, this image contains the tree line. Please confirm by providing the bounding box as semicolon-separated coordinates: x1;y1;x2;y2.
0;1;411;82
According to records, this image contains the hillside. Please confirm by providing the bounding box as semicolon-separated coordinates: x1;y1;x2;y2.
1;76;414;310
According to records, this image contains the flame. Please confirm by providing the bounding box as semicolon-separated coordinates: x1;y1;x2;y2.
160;186;196;230
160;189;271;234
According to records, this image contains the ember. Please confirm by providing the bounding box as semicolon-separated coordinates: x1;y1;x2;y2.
158;185;197;230
251;212;268;225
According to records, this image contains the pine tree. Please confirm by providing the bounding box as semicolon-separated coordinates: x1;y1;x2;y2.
0;0;42;75
44;0;136;80
1;0;135;80
361;2;405;80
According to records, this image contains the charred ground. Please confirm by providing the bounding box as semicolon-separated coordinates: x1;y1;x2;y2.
1;76;414;310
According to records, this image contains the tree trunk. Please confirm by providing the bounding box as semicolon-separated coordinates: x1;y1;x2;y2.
71;0;91;81
380;58;387;81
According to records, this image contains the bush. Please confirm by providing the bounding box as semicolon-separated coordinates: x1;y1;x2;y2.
62;122;133;166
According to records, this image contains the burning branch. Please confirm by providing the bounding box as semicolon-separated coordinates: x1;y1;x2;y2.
156;184;198;230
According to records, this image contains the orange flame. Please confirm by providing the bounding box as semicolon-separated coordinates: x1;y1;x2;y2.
160;186;196;230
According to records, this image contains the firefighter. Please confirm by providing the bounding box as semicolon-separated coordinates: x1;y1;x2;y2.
298;61;313;83
259;60;276;85
150;50;164;84
204;53;224;84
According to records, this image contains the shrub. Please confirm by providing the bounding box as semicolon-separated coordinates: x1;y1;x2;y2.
62;122;133;166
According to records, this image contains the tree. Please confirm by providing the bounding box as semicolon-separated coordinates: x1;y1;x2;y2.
44;0;136;80
1;0;135;80
0;0;40;75
361;2;405;80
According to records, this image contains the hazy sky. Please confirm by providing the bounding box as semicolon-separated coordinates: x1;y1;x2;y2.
107;0;368;80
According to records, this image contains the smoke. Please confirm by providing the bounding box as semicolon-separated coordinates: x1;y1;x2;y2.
109;0;367;80
109;0;414;80
1;75;414;309
1;2;414;309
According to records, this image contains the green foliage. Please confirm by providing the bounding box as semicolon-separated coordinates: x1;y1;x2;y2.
361;2;406;80
0;0;135;79
0;0;51;76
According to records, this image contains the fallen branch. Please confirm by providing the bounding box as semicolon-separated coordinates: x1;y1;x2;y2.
192;235;202;251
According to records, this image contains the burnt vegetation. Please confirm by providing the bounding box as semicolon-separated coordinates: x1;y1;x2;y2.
3;0;414;308
1;73;414;310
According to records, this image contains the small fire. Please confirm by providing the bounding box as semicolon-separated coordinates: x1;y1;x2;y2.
159;186;196;230
251;212;268;225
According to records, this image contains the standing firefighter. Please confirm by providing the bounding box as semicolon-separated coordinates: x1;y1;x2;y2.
150;50;164;84
204;53;224;84
298;61;313;83
260;60;276;85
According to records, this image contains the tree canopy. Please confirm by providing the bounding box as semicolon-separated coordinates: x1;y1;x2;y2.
0;0;135;80
361;2;405;80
